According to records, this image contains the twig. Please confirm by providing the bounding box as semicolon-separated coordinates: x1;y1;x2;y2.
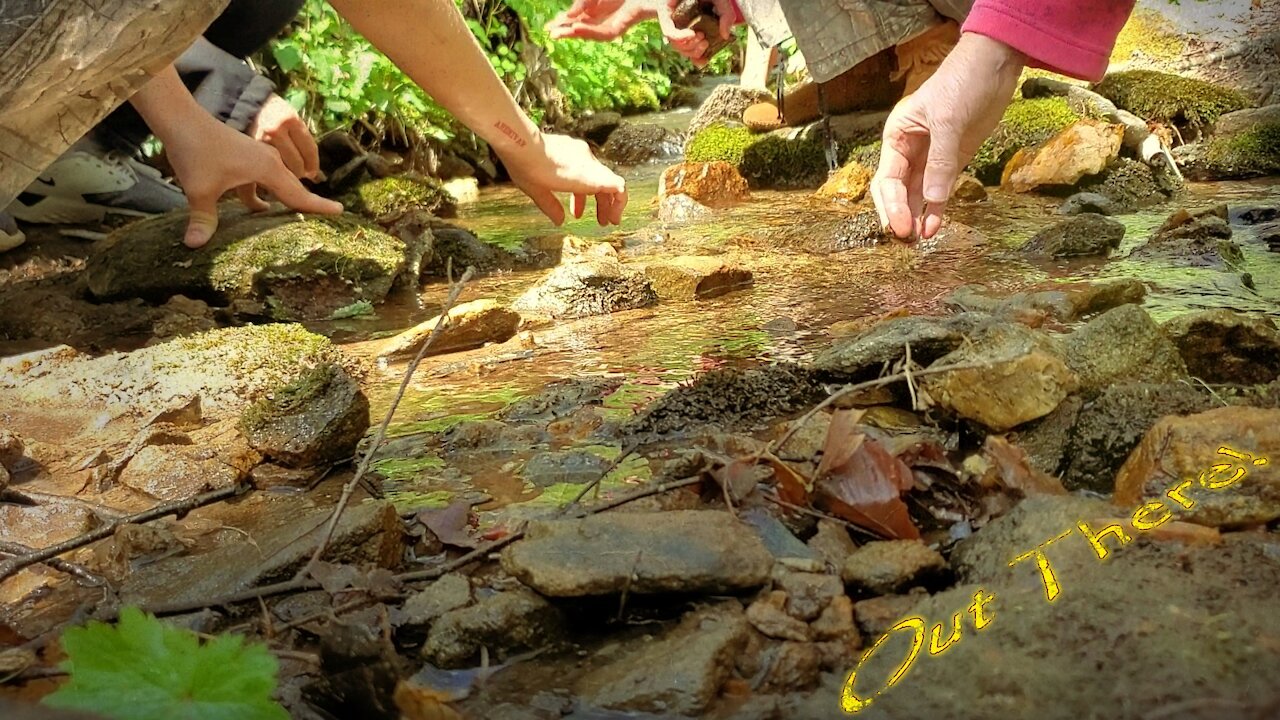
902;342;919;412
616;550;643;623
0;542;105;587
767;356;1015;456
562;443;638;513
761;492;881;542
0;483;248;583
296;265;475;581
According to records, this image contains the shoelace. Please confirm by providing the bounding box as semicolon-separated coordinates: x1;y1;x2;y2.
104;149;180;187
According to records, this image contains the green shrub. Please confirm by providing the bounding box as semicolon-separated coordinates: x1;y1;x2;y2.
1094;70;1251;132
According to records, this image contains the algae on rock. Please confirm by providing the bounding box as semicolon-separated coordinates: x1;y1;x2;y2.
342;174;456;219
685;123;847;189
1186;121;1280;180
1094;70;1251;135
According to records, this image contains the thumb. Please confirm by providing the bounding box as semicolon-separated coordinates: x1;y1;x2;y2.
185;191;220;249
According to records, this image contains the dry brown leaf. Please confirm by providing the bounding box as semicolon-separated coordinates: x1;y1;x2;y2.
710;459;771;504
816;436;920;540
416;501;478;549
815;408;867;478
761;453;812;506
395;681;466;720
983;436;1066;496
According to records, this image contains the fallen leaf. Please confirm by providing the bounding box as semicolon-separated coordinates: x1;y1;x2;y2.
761;453;811;506
416;501;478;549
815;409;867;478
710;458;771;504
815;435;920;540
394;681;465;720
983;436;1066;496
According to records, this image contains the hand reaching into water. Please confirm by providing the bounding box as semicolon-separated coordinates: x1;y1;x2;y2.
546;0;737;65
871;33;1026;240
499;133;628;227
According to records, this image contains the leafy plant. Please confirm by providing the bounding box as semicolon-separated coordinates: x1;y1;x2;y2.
44;607;287;720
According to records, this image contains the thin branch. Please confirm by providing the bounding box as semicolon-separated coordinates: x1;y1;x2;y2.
762;492;880;542
0;483;248;583
295;265;475;580
562;443;638;513
0;542;106;587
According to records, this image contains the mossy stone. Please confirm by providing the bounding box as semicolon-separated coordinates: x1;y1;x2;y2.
342;174;456;219
1194;121;1280;179
970;97;1083;185
685;123;847;189
239;363;370;468
1094;70;1251;133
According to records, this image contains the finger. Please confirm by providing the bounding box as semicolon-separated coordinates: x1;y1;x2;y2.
870;176;890;233
184;192;220;249
611;187;628;226
876;120;926;239
258;161;344;216
237;184;271;212
562;17;629;41
290;123;321;180
596;192;609;227
527;187;566;226
571;193;587;220
718;9;735;39
656;6;697;43
919;128;962;241
272;136;307;179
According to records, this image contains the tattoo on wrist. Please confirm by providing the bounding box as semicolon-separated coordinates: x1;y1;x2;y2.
494;120;528;148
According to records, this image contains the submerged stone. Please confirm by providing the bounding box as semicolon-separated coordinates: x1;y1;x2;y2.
513;256;657;319
641;256;754;301
375;299;521;360
1022;214;1125;259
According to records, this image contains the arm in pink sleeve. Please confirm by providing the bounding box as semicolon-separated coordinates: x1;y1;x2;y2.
961;0;1135;82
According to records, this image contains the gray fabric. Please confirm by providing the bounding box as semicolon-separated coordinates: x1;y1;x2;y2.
0;0;228;207
737;0;976;83
182;37;274;133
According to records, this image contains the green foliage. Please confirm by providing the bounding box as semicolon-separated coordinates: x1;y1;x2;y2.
1094;70;1251;132
44;607;287;720
970;97;1082;184
1199;121;1280;179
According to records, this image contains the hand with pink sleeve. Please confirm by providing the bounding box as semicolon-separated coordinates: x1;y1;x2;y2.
872;0;1136;240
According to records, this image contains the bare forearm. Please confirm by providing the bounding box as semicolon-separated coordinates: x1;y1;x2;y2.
328;0;540;156
128;64;212;146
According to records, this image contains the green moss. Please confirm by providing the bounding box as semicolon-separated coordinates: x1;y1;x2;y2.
1110;10;1187;65
685;123;849;189
239;363;340;432
970;97;1083;184
1094;70;1250;132
342;174;455;219
372;455;446;481
164;324;345;378
1199;121;1280;179
208;215;405;293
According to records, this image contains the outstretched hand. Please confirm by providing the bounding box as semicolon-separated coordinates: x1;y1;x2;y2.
871;33;1026;240
167;113;342;248
546;0;736;66
499;133;628;227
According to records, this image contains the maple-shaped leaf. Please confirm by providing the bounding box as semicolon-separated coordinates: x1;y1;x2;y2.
45;607;287;720
814;411;920;540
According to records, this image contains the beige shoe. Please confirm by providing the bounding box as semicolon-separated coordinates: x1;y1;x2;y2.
0;213;25;253
893;20;961;96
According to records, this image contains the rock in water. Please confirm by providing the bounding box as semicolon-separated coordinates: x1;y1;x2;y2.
576;604;751;716
659;161;750;208
600;124;681;165
1130;205;1244;268
513;256;657;319
1002;119;1125;193
1063;304;1188;395
1058;192;1119;216
923;322;1077;432
421;588;565;668
814;314;991;380
814;161;873;204
1022;213;1125;258
84;208;414;320
1162;309;1280;384
658;193;715;224
686;85;772;140
952;174;988;202
239;363;370;468
1115;407;1280;527
375;299;520;360
641;256;753;301
500;511;773;596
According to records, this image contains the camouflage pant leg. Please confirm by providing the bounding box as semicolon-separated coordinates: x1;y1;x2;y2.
0;0;228;207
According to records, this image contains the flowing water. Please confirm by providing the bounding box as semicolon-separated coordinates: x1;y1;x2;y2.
309;86;1280;516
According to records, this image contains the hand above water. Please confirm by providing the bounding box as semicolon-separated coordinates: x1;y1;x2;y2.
871;33;1027;240
546;0;737;65
498;132;628;227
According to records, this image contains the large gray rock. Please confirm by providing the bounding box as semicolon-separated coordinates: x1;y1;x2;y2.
600;124;682;165
576;603;751;716
239;363;370;468
1022;214;1125;258
1062;304;1188;395
421;588;565;668
1162;309;1280;385
814;314;991;380
1129;205;1244;269
500;511;773;597
513;255;658;319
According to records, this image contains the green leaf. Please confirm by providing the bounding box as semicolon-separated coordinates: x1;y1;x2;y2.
271;44;304;74
44;608;287;720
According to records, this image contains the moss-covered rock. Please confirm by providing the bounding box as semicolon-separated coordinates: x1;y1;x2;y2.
84;207;414;320
1183;121;1280;180
342;174;455;219
240;363;370;468
969;97;1083;185
1094;70;1251;134
684;123;842;189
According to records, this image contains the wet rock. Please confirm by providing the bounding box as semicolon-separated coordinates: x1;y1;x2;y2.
1022;213;1125;258
84;208;414;320
792;210;885;253
442;420;549;455
501;511;773;596
1003;120;1125;193
924;322;1077;432
425;220;515;276
1115;406;1280;527
342;174;455;220
814;162;873;204
970;97;1083;184
248;463;316;491
442;177;480;206
625;365;825;436
118;439;258;501
150;295;218;341
812;595;856;641
121;501;403;608
1057;192;1118;216
807;519;858;569
660;161;750;208
952;174;987;203
814;313;990;381
741;508;816;561
0;430;24;472
521;450;613;487
774;569;845;622
852;592;925;637
1214;104;1280;137
1130;205;1244;268
513;256;657;319
946;279;1146;325
1061;382;1216;493
1077;157;1177;213
600;124;681;165
1162;309;1280;384
375;299;520;360
576;603;751;716
641;256;753;301
572;111;623;145
1237;206;1279;225
500;377;620;423
658;193;715;224
239;363;370;468
394;574;472;643
685;122;836;189
841;540;947;595
1010;396;1083;476
422;587;563;668
747;591;812;641
758;642;824;694
1182;119;1280;180
686;85;772;140
1062;304;1188;395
